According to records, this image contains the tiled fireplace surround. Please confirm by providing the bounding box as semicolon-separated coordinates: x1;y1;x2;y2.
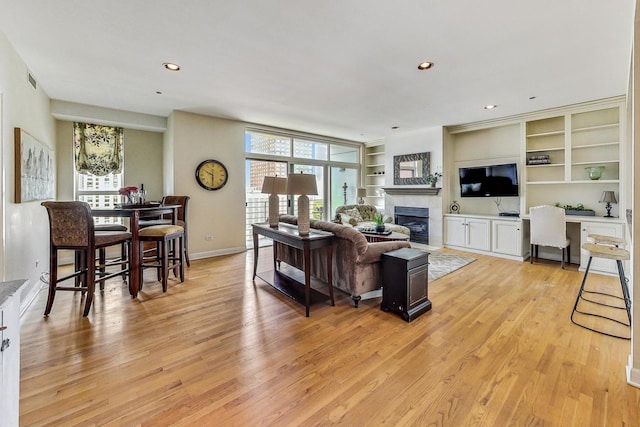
386;194;443;248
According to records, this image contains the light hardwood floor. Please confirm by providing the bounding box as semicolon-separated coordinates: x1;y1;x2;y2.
19;248;640;426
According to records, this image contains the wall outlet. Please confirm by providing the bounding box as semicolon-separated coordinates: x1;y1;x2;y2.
204;235;214;241
35;259;39;268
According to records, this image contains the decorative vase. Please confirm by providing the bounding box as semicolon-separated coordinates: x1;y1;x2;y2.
585;166;605;180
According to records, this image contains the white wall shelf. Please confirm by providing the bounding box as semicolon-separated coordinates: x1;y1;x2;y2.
364;144;386;210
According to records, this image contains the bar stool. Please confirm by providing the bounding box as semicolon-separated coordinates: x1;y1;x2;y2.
138;224;185;292
41;201;132;317
570;240;631;339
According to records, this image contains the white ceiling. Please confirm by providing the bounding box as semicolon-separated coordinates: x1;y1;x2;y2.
0;0;635;142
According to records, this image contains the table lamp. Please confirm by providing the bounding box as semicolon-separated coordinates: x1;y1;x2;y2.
261;176;288;227
599;190;617;218
286;172;318;235
357;188;367;204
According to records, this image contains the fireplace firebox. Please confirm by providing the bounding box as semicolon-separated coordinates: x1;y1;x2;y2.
395;207;429;244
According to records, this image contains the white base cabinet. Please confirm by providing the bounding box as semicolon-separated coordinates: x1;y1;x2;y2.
0;280;26;427
492;219;529;257
444;214;528;260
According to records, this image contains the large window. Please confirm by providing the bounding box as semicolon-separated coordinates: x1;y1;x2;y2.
74;123;124;223
245;129;362;247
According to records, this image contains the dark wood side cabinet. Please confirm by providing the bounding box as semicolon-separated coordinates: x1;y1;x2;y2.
381;248;431;322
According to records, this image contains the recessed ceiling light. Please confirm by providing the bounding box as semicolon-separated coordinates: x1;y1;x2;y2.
529;96;537;100
156;91;162;95
484;104;497;110
163;62;180;71
417;62;434;70
391;126;399;130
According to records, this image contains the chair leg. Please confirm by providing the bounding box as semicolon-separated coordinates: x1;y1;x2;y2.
160;239;169;292
184;231;190;267
139;239;145;291
617;260;632;325
561;248;565;269
178;236;184;282
530;244;534;263
44;250;58;316
98;248;107;290
83;249;96;317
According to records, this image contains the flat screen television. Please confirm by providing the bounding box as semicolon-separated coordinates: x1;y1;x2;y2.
459;163;519;197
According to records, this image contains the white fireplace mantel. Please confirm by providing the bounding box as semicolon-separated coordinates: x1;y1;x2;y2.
383;187;441;196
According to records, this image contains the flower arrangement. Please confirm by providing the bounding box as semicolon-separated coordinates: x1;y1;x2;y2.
118;186;138;196
426;172;442;186
118;186;139;204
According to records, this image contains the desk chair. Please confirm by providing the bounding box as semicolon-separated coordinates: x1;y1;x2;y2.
529;205;571;269
42;201;131;317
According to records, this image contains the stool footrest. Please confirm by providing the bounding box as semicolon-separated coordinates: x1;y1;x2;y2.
570;256;631;340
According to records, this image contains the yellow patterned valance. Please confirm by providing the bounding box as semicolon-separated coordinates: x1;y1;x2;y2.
74;123;123;176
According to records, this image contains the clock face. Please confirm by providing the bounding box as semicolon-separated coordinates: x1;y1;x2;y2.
195;159;228;191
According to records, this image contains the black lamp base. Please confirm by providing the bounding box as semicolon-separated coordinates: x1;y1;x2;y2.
604;202;613;218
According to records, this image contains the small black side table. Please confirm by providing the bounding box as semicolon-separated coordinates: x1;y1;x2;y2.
381;248;431;322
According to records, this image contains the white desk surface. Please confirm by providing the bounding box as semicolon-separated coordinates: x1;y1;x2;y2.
519;214;625;224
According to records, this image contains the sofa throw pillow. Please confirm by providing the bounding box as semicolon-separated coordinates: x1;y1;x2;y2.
344;208;364;223
339;213;357;227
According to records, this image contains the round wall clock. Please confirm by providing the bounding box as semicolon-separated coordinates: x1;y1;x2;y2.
195;159;228;191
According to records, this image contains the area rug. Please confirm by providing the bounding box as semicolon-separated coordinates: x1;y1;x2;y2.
427;251;476;282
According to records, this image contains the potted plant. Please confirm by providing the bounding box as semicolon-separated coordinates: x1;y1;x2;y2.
554;202;595;216
373;212;386;233
426;172;442;187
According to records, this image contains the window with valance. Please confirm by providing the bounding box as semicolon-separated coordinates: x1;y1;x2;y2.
74;122;124;176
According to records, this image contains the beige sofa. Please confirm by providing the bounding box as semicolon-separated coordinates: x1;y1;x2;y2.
276;214;411;307
334;204;410;236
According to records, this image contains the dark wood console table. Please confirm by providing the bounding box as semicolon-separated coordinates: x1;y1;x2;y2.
252;223;334;317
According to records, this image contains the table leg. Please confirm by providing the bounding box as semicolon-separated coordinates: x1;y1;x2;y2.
130;211;140;298
327;244;334;306
273;240;279;271
303;240;311;317
252;230;259;279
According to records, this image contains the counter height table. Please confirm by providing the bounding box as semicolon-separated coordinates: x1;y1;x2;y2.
92;204;179;297
252;222;334;317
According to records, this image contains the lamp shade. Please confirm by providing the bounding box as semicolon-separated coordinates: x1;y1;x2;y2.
357;188;367;198
286;173;318;195
599;191;617;204
261;176;287;194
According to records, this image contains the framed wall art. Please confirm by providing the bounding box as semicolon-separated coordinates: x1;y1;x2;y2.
14;128;55;203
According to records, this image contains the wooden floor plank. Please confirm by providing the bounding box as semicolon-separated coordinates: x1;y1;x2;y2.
18;248;639;426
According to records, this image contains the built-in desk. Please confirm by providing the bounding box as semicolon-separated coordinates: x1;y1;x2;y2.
520;214;626;275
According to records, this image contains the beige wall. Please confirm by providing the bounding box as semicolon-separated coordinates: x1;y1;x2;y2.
168;111;247;257
0;31;56;309
55;121;164;202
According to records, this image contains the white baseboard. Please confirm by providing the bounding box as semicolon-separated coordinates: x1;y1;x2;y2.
191;247;246;260
627;354;640;388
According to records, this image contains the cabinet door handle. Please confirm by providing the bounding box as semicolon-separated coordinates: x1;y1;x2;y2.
0;326;6;331
1;338;10;352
